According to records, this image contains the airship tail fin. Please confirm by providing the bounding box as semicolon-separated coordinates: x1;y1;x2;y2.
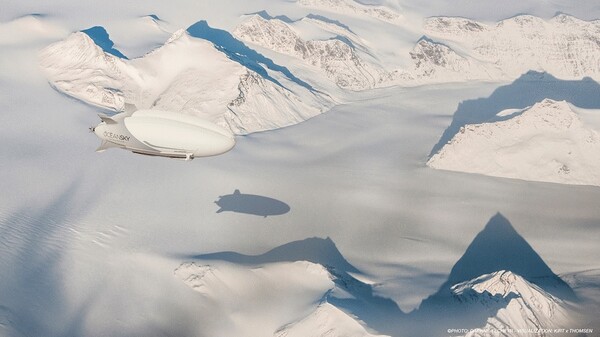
98;113;117;124
96;140;118;152
122;103;138;116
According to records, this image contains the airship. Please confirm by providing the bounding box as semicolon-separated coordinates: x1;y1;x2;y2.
90;107;235;160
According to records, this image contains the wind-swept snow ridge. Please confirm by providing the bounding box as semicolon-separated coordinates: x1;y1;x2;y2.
423;14;600;81
297;0;403;25
0;14;68;45
39;27;331;134
428;99;600;186
234;14;386;90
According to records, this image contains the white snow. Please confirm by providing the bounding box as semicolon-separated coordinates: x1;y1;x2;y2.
428;99;600;186
1;1;600;337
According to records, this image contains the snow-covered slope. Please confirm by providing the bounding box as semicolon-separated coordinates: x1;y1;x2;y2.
428;99;600;186
39;27;331;134
234;14;386;90
452;271;573;337
174;262;391;337
39;32;132;109
423;14;600;81
275;303;387;337
297;0;403;25
173;240;395;337
173;260;334;337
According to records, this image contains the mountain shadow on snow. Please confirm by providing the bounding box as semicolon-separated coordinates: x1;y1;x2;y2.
186;20;315;92
441;212;575;300
429;71;600;157
214;189;290;217
422;213;576;302
181;219;578;337
81;26;127;59
410;213;577;336
247;10;294;23
184;236;404;333
188;237;357;273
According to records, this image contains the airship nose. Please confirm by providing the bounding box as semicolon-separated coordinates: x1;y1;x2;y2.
192;133;236;157
216;135;236;155
225;136;236;151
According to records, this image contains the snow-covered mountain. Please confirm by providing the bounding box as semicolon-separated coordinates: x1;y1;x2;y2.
427;99;600;186
452;271;573;337
412;214;579;336
172;221;586;337
174;237;394;337
422;14;600;82
382;13;600;86
39;26;331;134
233;11;600;89
234;13;387;90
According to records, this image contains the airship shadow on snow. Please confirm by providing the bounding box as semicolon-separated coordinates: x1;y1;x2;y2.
215;190;290;217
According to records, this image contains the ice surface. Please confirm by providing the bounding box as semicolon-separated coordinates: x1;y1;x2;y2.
1;1;600;336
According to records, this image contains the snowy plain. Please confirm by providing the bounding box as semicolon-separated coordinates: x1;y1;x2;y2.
1;0;600;336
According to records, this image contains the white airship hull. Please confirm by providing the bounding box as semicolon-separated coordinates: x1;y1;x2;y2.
93;109;235;160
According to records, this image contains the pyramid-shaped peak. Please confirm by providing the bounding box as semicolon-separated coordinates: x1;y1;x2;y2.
443;213;576;300
448;213;555;283
479;212;516;236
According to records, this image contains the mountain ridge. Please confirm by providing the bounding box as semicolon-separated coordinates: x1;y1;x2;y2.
39;26;332;135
